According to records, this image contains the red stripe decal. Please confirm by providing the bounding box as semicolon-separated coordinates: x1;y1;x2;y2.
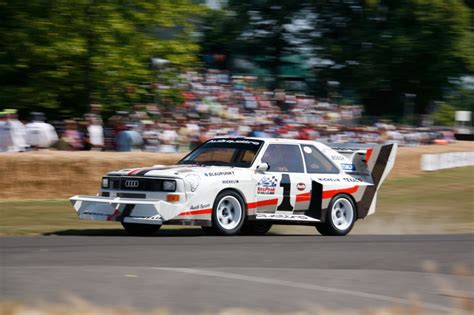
247;202;257;209
127;168;141;175
322;186;359;199
248;194;310;209
366;148;373;163
178;208;212;217
107;209;121;221
247;198;279;209
296;192;311;203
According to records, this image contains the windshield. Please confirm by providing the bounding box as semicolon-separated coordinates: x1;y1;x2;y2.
179;138;263;168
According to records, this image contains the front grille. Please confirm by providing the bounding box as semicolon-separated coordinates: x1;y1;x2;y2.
117;192;146;198
107;177;171;192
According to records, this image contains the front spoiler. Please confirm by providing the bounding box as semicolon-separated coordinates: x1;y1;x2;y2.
69;195;184;225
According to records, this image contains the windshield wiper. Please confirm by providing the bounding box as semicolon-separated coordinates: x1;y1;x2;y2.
178;160;203;166
200;161;233;166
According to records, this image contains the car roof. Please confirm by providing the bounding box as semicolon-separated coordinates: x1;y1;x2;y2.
213;136;325;146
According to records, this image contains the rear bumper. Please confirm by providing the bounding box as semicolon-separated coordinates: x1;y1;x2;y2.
69;195;185;225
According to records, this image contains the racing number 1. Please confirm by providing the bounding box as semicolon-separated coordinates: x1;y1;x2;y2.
277;174;293;211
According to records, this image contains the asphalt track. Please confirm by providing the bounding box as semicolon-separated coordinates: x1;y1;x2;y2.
1;233;473;314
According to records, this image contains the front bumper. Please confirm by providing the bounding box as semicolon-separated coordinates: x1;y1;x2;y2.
69;195;185;225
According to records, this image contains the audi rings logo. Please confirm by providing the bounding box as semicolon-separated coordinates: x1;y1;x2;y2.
124;180;139;188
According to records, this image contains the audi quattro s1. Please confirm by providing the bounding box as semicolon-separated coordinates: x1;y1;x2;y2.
70;137;397;236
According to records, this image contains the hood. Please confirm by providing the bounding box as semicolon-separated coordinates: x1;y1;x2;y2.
107;164;243;179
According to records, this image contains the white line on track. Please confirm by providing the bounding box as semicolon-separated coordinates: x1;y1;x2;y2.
154;267;461;313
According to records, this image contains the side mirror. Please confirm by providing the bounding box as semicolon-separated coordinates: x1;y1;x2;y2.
255;163;269;173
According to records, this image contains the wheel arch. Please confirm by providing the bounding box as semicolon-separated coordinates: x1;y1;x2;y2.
329;193;358;219
215;187;248;214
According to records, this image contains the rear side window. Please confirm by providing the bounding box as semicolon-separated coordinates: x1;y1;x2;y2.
301;145;339;174
261;144;304;173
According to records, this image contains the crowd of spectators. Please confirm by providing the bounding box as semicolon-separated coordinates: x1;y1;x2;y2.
0;70;455;153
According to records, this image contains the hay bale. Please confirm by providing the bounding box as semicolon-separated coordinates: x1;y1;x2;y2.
0;142;472;200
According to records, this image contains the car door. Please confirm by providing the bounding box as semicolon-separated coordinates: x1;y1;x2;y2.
300;144;341;220
254;143;312;216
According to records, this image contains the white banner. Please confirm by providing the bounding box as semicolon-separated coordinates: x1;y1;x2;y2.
421;151;474;171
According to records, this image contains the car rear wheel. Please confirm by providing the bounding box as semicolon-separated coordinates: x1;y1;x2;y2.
201;226;217;235
121;222;161;236
212;191;246;236
241;222;273;235
315;194;356;236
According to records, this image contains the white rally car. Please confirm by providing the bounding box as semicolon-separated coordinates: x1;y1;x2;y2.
70;137;396;236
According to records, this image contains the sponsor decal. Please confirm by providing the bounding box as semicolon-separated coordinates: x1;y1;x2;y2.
222;180;239;184
257;176;278;195
82;212;109;217
317;177;341;182
258;187;276;195
296;183;306;191
331;155;345;161
342;177;361;183
204;171;234;177
341;163;356;171
129;215;161;220
190;203;211;210
208;139;261;146
256;213;319;222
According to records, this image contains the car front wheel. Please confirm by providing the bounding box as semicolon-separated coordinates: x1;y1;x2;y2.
241;222;273;235
212;191;246;236
316;194;356;236
121;222;161;236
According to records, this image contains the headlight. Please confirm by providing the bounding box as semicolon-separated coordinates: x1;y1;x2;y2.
162;180;176;192
101;177;109;188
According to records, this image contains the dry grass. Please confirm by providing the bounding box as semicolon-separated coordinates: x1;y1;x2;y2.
390;141;473;178
0;142;472;200
353;166;474;234
0;151;183;199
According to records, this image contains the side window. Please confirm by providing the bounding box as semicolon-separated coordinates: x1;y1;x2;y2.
241;150;257;164
302;145;339;174
261;144;304;173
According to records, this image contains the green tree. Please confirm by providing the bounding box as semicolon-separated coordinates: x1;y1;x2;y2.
202;0;473;120
311;0;473;118
0;0;204;117
433;102;456;126
201;1;315;88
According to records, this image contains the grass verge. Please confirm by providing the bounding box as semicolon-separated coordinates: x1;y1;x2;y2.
1;167;473;236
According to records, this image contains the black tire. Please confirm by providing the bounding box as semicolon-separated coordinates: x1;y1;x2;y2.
201;226;217;235
241;221;273;235
121;222;161;236
211;190;246;236
315;194;356;236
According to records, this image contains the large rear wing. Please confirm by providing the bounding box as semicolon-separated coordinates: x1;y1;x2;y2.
330;143;397;178
330;143;397;217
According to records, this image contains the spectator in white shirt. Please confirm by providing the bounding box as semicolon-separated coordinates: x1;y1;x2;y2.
25;112;58;149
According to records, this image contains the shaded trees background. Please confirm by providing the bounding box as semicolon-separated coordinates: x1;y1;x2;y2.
0;0;203;117
1;0;473;122
202;0;473;120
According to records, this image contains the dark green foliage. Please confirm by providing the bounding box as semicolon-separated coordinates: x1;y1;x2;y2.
0;0;204;117
202;0;474;118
